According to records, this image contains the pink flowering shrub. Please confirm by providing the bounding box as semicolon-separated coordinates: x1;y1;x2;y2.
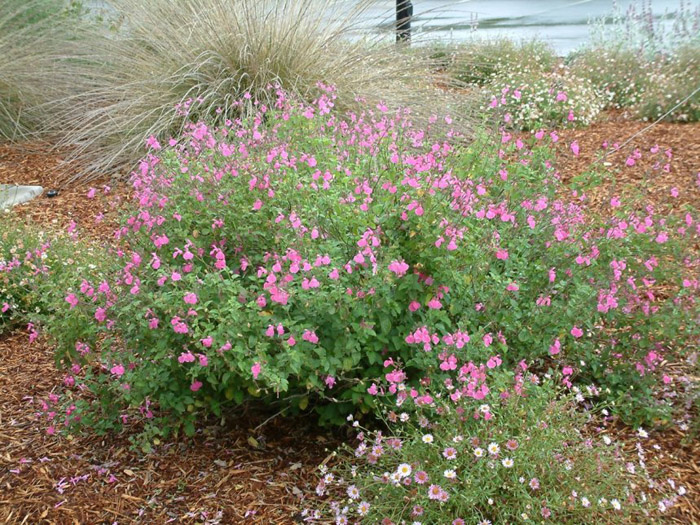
305;364;687;524
42;87;697;442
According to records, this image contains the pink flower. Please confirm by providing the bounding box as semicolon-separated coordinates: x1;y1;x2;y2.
506;282;519;292
496;248;509;260
408;301;421;312
183;292;198;305
190;380;203;392
610;196;621;208
110;364;125;377
95;308;107;322
570;326;583;338
427;298;442;310
549;338;561;356
1;302;10;313
145;135;161;150
251;362;261;379
171;316;189;334
65;294;79;309
302;330;319;344
483;333;493;347
325;376;336;389
171;271;182;282
388;260;409;277
200;336;213;348
570;141;579;156
486;355;502;369
178;351;195;363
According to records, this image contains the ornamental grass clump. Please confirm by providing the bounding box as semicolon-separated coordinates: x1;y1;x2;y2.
0;1;68;140
39;88;697;446
47;0;458;182
304;365;687;524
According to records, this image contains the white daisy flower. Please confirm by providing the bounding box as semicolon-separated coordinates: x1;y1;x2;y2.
396;463;412;478
357;501;370;516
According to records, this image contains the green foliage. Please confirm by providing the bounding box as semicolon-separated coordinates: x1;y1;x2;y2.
308;372;679;524
38;90;698;444
0;216;109;334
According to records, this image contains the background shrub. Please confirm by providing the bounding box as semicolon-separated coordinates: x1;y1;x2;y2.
444;38;557;86
569;0;700;121
636;43;700;122
568;46;650;110
485;65;607;129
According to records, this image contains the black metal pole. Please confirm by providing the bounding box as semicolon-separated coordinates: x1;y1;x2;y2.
396;0;413;43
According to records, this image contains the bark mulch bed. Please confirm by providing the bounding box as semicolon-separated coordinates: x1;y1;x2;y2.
1;114;698;523
554;112;700;212
0;143;128;239
0;331;339;524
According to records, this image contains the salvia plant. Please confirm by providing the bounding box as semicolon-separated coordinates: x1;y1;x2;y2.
36;86;698;448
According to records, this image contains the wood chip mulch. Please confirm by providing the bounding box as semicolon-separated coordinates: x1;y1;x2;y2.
0;143;128;239
0;112;699;523
0;331;339;524
553;111;700;212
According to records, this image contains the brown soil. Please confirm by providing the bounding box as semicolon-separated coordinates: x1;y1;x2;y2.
0;113;698;524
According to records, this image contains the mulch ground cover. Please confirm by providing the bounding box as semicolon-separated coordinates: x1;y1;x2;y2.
0;329;341;524
0;113;698;523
